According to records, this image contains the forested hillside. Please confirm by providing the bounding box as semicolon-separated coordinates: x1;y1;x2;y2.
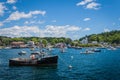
0;36;72;46
79;30;120;44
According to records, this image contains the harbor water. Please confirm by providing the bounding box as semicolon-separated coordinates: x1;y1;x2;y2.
0;48;120;80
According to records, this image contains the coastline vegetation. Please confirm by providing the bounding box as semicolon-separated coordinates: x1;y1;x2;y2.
79;30;120;44
0;30;120;47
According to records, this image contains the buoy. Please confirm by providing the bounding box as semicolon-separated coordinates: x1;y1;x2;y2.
68;65;72;69
71;56;73;59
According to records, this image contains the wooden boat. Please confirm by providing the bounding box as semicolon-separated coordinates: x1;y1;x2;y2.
9;51;58;66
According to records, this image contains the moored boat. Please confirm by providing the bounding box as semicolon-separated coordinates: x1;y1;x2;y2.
80;49;94;54
9;49;58;66
18;50;26;55
91;48;101;52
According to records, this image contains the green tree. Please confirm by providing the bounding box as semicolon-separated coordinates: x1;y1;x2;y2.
42;39;48;47
65;38;72;45
31;38;38;44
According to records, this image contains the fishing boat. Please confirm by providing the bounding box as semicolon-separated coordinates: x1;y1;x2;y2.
9;41;58;66
9;51;58;66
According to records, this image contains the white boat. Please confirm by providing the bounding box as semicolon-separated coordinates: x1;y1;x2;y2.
4;47;11;49
59;43;67;53
18;50;26;55
80;49;94;54
107;46;116;50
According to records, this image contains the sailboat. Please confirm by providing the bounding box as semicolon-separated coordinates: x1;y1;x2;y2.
46;43;54;51
60;43;67;53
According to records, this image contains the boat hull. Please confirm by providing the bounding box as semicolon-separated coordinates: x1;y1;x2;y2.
9;55;58;66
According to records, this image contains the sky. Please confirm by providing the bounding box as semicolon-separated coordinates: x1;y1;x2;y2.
0;0;120;40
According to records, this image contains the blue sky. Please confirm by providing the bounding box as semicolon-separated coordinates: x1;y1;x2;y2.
0;0;120;40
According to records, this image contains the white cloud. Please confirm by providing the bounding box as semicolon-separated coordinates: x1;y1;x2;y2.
12;6;17;10
6;10;46;21
38;20;45;24
0;22;3;26
24;21;29;24
0;3;6;16
83;28;90;31
104;28;110;32
0;25;81;38
76;0;93;6
0;26;40;37
43;25;81;37
76;0;101;10
31;11;46;15
7;0;17;4
86;2;100;10
83;18;91;21
52;20;57;22
24;20;45;24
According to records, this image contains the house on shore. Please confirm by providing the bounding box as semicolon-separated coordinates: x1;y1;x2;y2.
11;42;26;48
81;37;88;44
27;41;35;48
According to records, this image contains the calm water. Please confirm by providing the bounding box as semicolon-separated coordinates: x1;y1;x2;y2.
0;48;120;80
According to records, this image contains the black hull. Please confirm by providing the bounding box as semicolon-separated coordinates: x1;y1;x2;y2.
94;50;101;52
9;56;58;66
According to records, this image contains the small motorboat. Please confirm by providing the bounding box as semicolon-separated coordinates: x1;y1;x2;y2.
80;49;94;54
107;46;116;50
9;51;58;66
18;50;26;55
91;48;101;52
74;47;82;49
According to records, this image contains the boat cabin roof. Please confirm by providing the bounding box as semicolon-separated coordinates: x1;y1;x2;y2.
31;51;41;55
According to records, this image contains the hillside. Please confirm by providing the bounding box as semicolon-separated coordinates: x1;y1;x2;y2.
79;30;120;44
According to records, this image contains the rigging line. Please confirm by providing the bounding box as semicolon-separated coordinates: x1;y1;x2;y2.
58;55;70;67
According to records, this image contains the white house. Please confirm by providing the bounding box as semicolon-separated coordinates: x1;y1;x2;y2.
81;37;88;44
27;41;35;48
92;41;98;44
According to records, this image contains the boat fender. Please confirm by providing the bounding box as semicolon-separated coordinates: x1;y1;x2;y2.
68;65;72;69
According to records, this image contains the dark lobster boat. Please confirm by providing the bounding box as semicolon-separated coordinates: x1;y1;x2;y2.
9;51;58;66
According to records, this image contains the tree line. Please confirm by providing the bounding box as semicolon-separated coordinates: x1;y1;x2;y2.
79;30;120;44
0;30;120;47
0;36;72;47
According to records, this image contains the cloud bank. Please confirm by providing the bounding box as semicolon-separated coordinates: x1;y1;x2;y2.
76;0;101;10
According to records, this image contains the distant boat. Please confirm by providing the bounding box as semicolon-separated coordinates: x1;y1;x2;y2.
46;44;54;51
91;48;101;52
74;47;82;49
107;46;116;50
4;47;11;49
59;43;67;53
80;49;94;54
30;47;35;51
18;50;26;56
60;48;66;53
